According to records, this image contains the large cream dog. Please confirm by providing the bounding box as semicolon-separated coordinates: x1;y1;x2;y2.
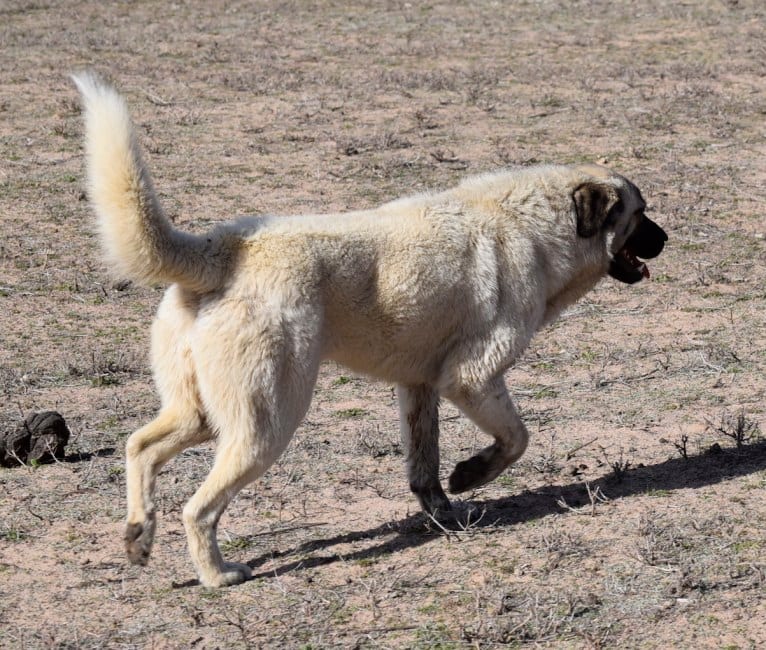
72;73;667;587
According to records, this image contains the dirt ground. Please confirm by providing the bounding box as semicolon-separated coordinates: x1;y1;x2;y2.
1;0;765;647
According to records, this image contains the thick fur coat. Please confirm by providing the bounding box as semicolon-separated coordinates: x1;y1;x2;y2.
73;73;666;587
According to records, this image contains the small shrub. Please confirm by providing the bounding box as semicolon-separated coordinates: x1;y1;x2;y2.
707;410;761;449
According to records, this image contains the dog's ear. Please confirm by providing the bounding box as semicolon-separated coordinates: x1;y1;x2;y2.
572;182;620;238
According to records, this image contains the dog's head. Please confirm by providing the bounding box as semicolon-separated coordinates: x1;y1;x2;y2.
572;167;667;284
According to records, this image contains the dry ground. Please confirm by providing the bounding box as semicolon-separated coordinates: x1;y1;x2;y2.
1;0;765;648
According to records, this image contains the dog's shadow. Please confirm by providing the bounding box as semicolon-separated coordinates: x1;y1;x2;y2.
241;440;766;580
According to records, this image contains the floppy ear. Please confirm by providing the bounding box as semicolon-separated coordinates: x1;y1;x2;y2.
572;182;620;238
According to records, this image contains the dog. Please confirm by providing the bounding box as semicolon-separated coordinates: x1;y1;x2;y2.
72;73;667;587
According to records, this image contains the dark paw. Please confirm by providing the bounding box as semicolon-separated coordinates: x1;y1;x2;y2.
125;519;154;566
448;455;491;494
412;483;452;517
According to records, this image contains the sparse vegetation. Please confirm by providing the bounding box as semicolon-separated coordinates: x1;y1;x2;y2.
1;0;765;647
333;407;369;419
708;409;762;450
603;447;633;483
673;433;691;460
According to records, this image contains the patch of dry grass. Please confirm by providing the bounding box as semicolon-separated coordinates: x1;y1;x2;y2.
1;0;765;648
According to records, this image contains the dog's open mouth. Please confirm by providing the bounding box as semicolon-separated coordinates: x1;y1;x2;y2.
610;245;650;284
608;216;668;285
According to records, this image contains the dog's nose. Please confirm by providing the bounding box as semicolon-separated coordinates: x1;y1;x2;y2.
630;218;667;259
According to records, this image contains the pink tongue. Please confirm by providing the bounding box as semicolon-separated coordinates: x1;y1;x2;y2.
641;263;650;279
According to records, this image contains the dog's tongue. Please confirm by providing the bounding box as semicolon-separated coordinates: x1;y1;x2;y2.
624;248;651;280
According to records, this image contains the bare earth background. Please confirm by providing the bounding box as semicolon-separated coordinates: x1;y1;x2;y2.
1;1;765;648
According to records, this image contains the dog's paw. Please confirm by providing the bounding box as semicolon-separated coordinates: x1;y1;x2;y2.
423;499;483;532
201;562;252;588
125;517;156;566
413;483;452;518
448;455;491;494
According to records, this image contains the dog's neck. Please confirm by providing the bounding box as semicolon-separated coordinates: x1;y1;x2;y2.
542;264;605;326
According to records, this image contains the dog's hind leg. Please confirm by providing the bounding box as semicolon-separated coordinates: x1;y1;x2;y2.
125;408;210;566
444;376;529;494
183;310;321;587
181;435;269;587
397;384;451;516
181;380;316;588
124;286;211;566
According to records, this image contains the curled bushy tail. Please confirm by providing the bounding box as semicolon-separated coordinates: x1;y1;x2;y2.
72;72;231;292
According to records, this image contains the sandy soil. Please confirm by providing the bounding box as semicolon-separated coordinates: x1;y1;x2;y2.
1;0;765;648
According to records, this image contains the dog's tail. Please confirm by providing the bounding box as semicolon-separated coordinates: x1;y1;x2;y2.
71;72;232;292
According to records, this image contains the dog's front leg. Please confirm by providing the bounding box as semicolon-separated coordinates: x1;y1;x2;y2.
445;376;529;494
397;384;451;516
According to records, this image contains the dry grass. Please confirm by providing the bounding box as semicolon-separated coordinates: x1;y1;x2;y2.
1;0;765;647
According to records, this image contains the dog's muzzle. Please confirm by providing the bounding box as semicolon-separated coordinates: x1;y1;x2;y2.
609;217;668;284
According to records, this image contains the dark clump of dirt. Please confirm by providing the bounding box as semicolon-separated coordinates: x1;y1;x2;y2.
0;411;70;467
